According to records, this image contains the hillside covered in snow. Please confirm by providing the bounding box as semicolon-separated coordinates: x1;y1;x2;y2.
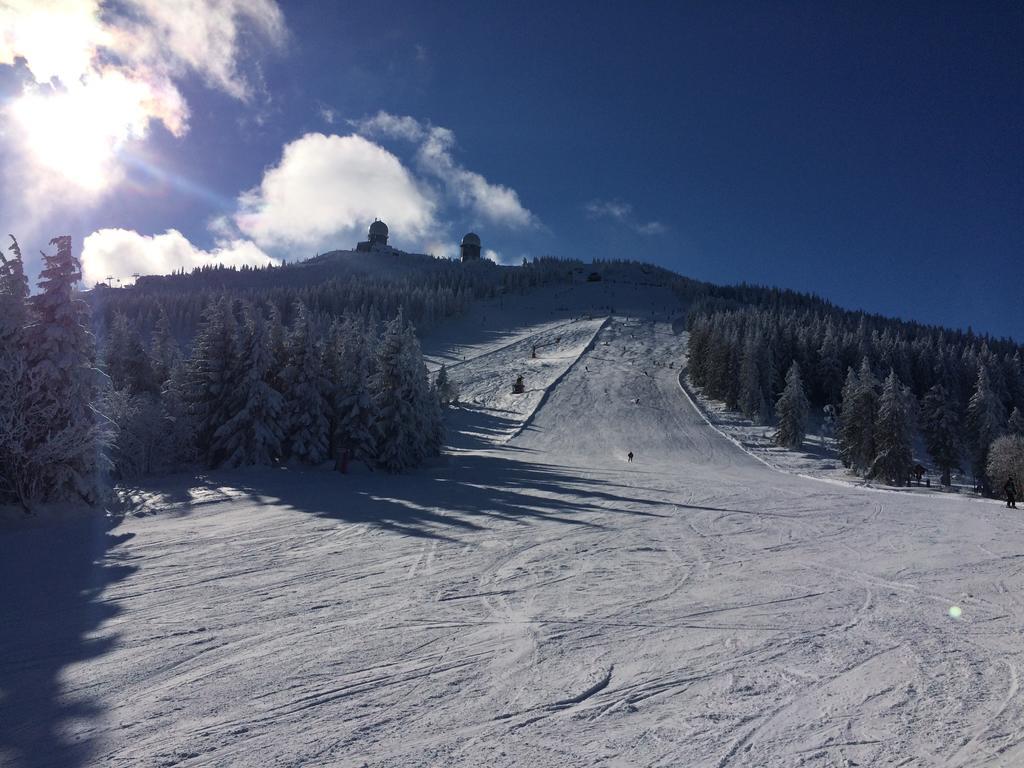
3;263;1023;767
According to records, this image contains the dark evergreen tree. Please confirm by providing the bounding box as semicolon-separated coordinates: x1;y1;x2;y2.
986;435;1024;496
104;387;165;479
870;370;915;485
187;297;239;467
966;365;1007;492
775;362;810;449
282;303;330;464
0;235;29;299
839;359;879;474
0;236;30;504
434;363;458;406
150;305;180;386
327;316;377;470
921;383;961;486
22;236;104;504
212;307;284;467
402;321;444;460
1008;406;1024;438
738;330;770;423
371;310;442;471
161;360;196;467
105;311;156;394
817;325;845;407
838;367;859;468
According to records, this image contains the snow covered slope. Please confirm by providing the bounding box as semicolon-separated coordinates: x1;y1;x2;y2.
3;269;1024;767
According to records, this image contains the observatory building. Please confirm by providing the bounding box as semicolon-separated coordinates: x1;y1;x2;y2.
356;219;392;252
460;232;482;262
337;220;480;263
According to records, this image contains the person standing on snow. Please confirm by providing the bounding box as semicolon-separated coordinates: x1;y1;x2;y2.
1006;476;1018;509
627;451;634;463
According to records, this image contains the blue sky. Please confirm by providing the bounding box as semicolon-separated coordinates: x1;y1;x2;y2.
1;1;1021;339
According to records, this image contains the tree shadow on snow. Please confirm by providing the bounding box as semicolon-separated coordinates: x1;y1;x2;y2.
443;405;525;450
0;515;136;768
214;449;673;544
791;440;841;464
120;406;679;545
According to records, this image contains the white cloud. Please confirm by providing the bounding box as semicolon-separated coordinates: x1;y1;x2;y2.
635;221;668;235
354;112;427;143
584;199;632;221
235;133;438;251
484;248;515;265
0;0;285;214
119;0;285;102
584;198;666;236
0;0;109;86
318;105;337;125
418;128;536;229
353;111;537;229
422;240;459;260
81;228;278;287
206;214;236;240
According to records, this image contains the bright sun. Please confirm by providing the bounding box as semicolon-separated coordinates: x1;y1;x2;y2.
12;71;157;192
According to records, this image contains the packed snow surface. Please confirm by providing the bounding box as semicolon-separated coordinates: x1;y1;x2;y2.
3;273;1024;767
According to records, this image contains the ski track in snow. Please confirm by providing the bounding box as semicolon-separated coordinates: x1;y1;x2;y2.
3;274;1024;767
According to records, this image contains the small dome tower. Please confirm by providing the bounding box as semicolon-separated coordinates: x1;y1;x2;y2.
460;232;482;262
368;219;389;246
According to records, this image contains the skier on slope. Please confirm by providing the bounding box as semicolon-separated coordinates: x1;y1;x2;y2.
627;451;634;463
1006;476;1018;509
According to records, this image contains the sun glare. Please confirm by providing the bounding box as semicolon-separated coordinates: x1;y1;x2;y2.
12;71;158;192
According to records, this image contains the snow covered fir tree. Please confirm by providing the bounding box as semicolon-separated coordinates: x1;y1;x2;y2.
3;229;1023;511
0;237;103;509
774;362;810;449
3;233;511;510
685;284;1024;489
1;226;618;513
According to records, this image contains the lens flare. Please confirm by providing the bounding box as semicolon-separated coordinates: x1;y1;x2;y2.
10;70;183;193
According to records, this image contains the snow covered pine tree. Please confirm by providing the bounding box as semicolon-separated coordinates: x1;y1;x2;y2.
371;310;443;472
870;370;916;485
967;365;1007;493
986;435;1024;499
187;297;240;468
213;305;285;467
839;360;879;475
775;361;810;449
326;315;376;472
21;236;104;506
281;302;331;465
921;382;962;486
0;236;30;505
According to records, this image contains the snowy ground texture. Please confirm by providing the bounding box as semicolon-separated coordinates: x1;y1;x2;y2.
3;271;1024;767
